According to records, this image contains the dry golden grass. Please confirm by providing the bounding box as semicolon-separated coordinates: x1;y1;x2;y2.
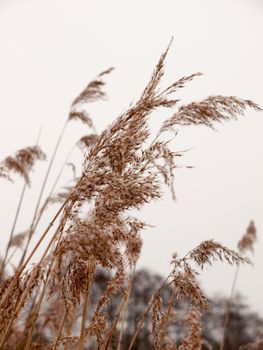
0;42;261;350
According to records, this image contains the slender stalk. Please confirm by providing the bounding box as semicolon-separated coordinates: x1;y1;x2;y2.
159;288;176;347
24;260;55;350
104;293;128;350
32;143;76;235
52;309;68;350
127;274;170;350
21;199;68;273
0;267;40;346
4;246;18;267
0;199;68;312
1;182;27;271
16;286;40;350
127;244;206;349
116;281;133;350
25;231;67;350
8;143;76;273
65;309;77;350
0;123;75;346
0;217;67;347
78;275;92;350
18;120;68;268
220;263;240;350
103;269;135;350
127;300;153;350
2;125;43;272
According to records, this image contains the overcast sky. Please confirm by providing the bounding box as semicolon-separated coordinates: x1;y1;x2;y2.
0;0;263;315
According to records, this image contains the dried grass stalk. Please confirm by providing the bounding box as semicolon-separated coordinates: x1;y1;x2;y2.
0;41;261;349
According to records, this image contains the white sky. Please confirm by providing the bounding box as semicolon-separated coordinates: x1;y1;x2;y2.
0;0;263;315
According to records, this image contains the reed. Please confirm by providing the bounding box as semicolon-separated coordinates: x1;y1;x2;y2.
0;42;261;349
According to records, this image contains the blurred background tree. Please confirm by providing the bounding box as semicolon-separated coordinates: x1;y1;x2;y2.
88;268;263;349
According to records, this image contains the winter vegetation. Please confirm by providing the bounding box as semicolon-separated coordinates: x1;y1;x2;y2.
0;43;262;349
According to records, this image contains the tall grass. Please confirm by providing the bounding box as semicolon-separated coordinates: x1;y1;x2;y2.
0;42;261;350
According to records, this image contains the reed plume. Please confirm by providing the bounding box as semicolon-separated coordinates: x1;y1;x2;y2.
0;146;46;185
220;221;258;350
0;41;261;349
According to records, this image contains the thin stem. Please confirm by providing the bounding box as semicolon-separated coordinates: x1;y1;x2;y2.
52;309;68;350
4;246;18;267
21;199;68;273
128;243;205;349
24;232;67;350
24;260;55;350
220;263;240;350
65;309;77;350
0;267;40;346
116;281;133;350
16;287;40;350
33;143;76;231
0;217;66;347
104;292;128;350
78;275;92;350
159;288;176;347
0;199;68;312
127;274;171;350
18;120;68;268
1;182;27;271
14;143;77;271
2;125;43;272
